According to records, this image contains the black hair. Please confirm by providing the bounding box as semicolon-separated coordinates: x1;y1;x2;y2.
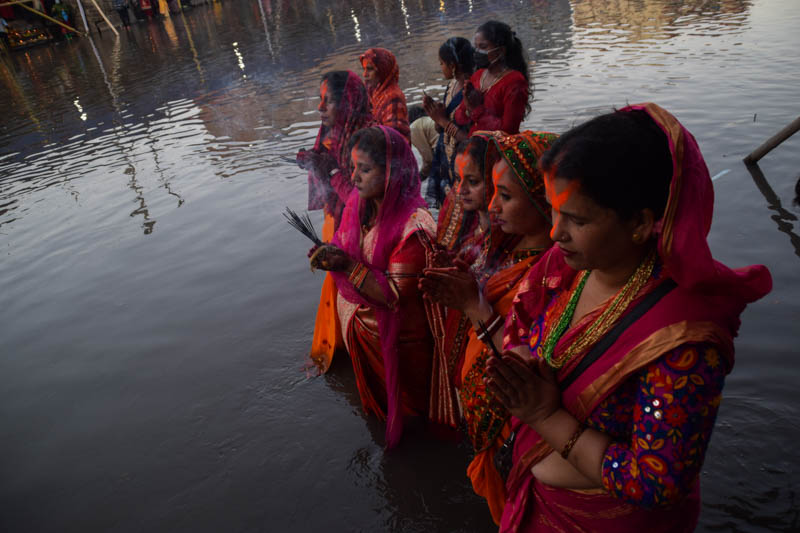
438;37;475;77
540;109;672;220
476;21;531;115
455;135;498;179
320;71;350;104
349;127;387;225
349;126;387;169
408;104;427;124
320;70;370;119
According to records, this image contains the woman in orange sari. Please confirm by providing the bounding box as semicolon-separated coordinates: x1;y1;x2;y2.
297;71;372;373
360;48;410;142
310;126;435;448
421;131;558;524
484;104;772;532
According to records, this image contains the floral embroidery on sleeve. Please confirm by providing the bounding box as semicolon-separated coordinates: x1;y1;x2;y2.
595;343;727;508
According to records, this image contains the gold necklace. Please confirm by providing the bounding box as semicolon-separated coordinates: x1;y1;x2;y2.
546;249;657;369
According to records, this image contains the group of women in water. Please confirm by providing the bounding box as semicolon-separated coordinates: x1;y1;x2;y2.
293;19;772;533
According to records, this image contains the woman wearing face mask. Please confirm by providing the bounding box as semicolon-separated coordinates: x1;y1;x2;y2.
309;126;436;449
421;131;557;523
485;105;771;532
296;71;373;374
452;21;531;137
360;48;411;142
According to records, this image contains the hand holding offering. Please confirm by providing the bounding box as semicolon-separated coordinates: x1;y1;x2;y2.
419;266;480;311
309;244;353;272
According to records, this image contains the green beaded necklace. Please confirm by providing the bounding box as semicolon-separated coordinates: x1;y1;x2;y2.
541;270;590;366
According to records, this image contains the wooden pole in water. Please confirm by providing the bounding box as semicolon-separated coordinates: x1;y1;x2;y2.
744;116;800;165
75;0;91;34
86;0;119;36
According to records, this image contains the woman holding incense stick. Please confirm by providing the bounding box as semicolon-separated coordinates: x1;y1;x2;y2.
297;71;373;374
420;130;557;523
309;126;436;449
485;105;771;532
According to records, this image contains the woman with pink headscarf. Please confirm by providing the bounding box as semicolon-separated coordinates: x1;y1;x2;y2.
309;126;435;448
297;71;373;374
359;48;410;142
480;104;771;532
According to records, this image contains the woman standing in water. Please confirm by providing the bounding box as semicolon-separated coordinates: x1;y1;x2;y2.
485;104;771;532
360;48;411;142
296;71;372;373
454;20;531;137
310;126;435;448
422;131;557;524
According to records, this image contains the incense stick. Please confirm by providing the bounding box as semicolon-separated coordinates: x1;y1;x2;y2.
477;319;503;358
416;223;434;251
283;207;323;246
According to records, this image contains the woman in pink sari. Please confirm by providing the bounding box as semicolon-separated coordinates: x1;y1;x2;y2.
309;126;435;448
297;71;372;373
480;104;771;532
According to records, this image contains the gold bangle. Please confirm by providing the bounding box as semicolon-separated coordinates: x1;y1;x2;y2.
348;262;369;290
561;423;586;460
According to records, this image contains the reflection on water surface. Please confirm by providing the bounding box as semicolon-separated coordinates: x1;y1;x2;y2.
1;0;798;531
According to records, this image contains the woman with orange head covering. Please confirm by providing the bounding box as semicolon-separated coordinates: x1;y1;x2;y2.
360;48;411;142
421;130;558;523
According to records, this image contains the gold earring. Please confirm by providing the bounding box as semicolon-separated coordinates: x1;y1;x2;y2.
632;232;641;244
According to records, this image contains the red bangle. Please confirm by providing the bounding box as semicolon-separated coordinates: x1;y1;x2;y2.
348;262;369;290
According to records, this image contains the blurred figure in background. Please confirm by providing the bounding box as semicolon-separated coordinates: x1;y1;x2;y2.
360;48;410;142
422;37;475;206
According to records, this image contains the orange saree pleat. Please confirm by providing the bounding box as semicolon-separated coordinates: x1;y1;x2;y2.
461;257;539;525
309;212;344;372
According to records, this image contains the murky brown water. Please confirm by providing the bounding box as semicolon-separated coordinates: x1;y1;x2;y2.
1;0;798;531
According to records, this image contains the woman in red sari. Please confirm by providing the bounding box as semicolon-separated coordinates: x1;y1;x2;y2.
435;133;497;259
453;21;531;137
296;71;372;373
360;48;411;142
482;104;772;532
310;126;435;448
422;131;557;524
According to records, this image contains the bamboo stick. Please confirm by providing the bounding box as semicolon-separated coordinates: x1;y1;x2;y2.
744;116;800;164
86;0;118;36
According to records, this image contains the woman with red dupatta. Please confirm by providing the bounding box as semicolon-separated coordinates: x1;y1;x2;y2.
309;126;435;449
480;104;771;532
360;48;411;142
422;131;558;524
296;71;372;373
453;21;531;138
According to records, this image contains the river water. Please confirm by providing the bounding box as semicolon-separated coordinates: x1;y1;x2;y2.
1;0;798;531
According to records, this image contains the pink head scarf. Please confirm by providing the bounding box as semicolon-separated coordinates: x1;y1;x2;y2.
625;103;771;304
308;71;372;215
331;125;428;448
